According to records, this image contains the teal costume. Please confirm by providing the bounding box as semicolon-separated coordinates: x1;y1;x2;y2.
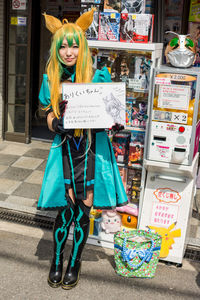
37;67;128;210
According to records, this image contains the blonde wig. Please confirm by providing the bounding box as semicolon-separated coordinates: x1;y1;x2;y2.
43;11;95;148
44;11;95;118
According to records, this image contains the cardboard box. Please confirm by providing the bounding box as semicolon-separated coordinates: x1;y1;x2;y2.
98;12;120;42
120;13;154;43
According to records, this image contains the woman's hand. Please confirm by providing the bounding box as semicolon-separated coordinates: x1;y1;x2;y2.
46;101;68;134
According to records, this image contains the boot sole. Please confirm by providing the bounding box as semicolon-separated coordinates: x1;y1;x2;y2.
61;272;80;290
47;277;62;288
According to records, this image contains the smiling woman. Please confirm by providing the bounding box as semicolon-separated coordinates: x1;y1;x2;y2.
59;39;79;67
37;9;127;291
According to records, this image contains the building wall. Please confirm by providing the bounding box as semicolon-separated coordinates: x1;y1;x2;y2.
0;0;4;140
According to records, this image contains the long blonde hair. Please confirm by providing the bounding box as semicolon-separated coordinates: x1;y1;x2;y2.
46;22;93;148
46;22;93;118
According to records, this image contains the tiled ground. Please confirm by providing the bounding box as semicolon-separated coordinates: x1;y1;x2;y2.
0;140;50;209
0;139;199;247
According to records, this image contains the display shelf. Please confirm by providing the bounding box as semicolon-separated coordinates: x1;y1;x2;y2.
87;42;163;248
88;40;163;51
125;126;146;132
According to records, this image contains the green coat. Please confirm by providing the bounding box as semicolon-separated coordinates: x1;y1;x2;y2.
37;67;128;210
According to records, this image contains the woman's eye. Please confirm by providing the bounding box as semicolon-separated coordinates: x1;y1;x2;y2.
60;45;65;49
73;45;79;48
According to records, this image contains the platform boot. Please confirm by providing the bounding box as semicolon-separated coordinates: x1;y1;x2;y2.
62;201;91;289
48;197;75;288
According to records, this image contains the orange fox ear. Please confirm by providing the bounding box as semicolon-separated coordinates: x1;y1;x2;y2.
75;8;95;32
43;12;62;34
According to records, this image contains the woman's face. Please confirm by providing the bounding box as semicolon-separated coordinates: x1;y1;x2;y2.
59;38;79;67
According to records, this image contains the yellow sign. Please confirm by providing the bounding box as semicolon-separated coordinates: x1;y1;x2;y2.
10;17;18;25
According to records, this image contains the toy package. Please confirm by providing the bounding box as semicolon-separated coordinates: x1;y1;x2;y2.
132;100;148;128
128;143;144;166
121;0;146;13
81;0;102;3
96;50;117;73
145;0;154;13
110;53;135;87
118;166;127;190
112;132;131;164
128;131;145;166
98;12;120;42
103;0;121;12
80;4;102;40
129;56;152;91
126;100;132;126
120;13;154;43
126;168;141;203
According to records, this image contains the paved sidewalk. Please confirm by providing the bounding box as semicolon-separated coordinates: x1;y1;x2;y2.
0;139;199;249
0;220;200;300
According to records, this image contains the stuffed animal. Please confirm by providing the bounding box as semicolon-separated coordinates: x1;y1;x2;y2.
116;203;138;230
120;213;138;230
101;210;121;234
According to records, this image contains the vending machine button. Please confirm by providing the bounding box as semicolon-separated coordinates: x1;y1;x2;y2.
179;126;185;133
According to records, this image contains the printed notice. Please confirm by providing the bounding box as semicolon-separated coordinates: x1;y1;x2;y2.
158;84;190;110
62;82;126;129
151;202;179;227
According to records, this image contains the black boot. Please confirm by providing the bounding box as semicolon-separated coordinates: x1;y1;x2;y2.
62;201;90;289
48;197;75;288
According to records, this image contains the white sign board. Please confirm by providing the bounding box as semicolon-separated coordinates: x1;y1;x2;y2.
12;0;26;10
62;82;126;129
158;84;190;110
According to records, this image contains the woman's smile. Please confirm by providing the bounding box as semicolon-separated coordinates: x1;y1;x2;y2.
59;38;79;66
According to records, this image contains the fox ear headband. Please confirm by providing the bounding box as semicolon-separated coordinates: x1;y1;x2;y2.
43;8;95;34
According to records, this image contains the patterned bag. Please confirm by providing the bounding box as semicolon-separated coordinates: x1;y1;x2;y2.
114;230;162;278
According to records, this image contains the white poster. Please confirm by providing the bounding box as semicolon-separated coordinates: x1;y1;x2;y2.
62;82;126;129
12;0;26;10
158;84;190;110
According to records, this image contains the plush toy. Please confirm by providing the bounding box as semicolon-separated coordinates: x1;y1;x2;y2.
120;213;138;230
116;203;138;216
116;203;138;230
101;210;121;233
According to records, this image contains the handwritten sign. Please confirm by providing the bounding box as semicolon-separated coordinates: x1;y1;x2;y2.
62;82;126;129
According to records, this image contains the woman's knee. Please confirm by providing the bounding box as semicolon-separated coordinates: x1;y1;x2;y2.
83;190;93;207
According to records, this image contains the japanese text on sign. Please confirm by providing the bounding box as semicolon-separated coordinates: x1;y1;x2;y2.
158;84;190;110
154;188;181;203
151;202;178;227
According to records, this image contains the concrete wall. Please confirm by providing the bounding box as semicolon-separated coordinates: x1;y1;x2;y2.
0;0;4;139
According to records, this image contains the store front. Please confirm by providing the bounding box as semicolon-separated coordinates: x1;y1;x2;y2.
2;0;190;145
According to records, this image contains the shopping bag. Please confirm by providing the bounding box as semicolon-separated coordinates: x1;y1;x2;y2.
114;229;162;278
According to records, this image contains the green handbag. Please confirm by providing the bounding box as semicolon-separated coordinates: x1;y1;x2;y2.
114;230;162;278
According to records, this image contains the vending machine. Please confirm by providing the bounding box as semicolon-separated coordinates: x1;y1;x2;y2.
139;65;200;264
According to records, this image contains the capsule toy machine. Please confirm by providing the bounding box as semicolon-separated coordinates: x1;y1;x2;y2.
139;65;200;264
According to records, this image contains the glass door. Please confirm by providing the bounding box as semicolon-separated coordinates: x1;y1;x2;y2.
5;0;32;143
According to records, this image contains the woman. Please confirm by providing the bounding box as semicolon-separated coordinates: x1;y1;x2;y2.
38;10;128;290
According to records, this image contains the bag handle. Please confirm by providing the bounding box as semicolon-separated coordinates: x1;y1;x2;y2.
121;237;157;270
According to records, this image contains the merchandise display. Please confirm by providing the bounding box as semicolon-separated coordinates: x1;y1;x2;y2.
98;12;120;41
120;13;154;43
86;41;163;247
81;4;103;40
165;32;196;68
101;210;122;233
139;66;200;263
121;0;146;14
